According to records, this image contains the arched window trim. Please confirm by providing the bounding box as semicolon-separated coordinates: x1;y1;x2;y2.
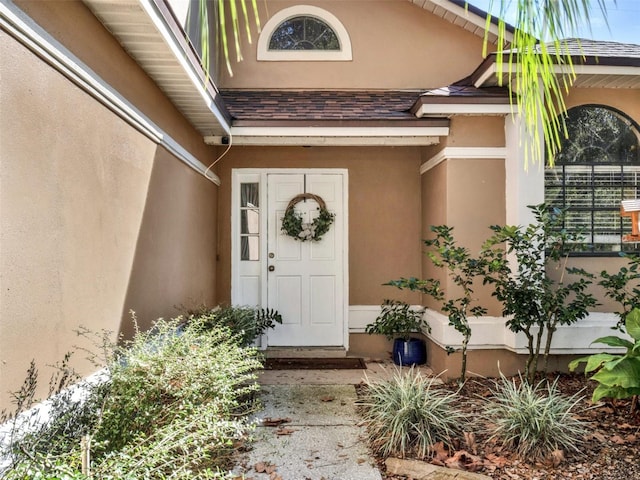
257;5;352;61
544;104;640;256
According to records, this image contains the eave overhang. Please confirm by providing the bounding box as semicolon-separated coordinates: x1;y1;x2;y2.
204;119;450;146
409;0;515;44
82;0;230;136
471;51;640;90
412;96;514;117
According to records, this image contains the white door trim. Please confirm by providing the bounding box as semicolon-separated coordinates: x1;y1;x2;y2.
231;168;349;349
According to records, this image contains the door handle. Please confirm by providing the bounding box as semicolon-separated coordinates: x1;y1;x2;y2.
268;265;275;272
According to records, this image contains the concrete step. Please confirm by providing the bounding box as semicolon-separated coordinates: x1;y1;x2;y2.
265;347;347;358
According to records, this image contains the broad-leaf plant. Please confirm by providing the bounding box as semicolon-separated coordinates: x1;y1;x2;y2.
569;307;640;413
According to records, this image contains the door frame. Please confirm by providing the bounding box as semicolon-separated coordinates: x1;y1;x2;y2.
231;168;349;349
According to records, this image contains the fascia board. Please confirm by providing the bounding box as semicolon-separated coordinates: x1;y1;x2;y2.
228;126;450;137
415;103;515;117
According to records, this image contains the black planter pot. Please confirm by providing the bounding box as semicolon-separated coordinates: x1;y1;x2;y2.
392;337;427;366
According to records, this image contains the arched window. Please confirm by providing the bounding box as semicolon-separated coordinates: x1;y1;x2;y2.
545;105;640;254
257;6;352;61
269;16;339;51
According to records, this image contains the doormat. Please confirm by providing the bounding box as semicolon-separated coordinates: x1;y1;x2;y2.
264;357;367;370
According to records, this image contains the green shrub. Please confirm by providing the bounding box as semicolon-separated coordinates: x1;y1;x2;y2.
483;375;585;461
387;225;488;382
365;300;428;341
360;369;464;460
3;315;263;479
92;316;262;461
190;305;282;347
597;254;640;331
482;204;597;382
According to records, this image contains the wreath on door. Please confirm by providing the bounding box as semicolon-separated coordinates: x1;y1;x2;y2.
281;193;335;242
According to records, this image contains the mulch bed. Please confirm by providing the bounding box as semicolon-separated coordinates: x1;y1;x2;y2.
364;374;640;480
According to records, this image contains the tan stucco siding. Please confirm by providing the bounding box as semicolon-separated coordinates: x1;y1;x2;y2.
219;0;487;89
215;146;423;306
420;158;505;315
14;0;214;160
446;116;506;147
564;87;640;120
0;31;217;409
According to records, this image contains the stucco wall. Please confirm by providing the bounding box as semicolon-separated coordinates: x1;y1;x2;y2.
14;0;213;157
219;0;488;89
419;115;506;314
215;146;423;307
420;158;505;315
0;14;218;409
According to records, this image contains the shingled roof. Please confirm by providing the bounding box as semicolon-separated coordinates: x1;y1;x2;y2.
525;38;640;66
220;90;423;122
220;87;511;123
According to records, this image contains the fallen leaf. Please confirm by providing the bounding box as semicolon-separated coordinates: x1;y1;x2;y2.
356;458;366;464
445;450;484;472
320;396;335;402
611;435;626;444
485;453;508;468
586;431;607;443
548;449;565;467
263;417;292;426
431;441;449;463
625;434;637;442
275;427;296;435
463;431;478;454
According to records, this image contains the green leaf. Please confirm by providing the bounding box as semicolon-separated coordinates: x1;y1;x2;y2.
592;336;634;349
591;358;640;389
592;384;630;403
626;308;640;341
569;353;619;374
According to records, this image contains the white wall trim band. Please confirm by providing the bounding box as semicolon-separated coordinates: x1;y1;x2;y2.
420;147;507;174
0;0;221;186
425;309;623;355
349;305;622;355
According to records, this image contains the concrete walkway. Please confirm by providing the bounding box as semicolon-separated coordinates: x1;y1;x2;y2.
232;383;381;480
232;362;490;480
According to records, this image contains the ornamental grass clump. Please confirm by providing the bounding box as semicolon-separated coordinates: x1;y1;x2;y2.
360;368;464;460
483;375;586;461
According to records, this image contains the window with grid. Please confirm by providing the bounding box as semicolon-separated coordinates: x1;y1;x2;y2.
240;183;260;261
545;105;640;254
269;16;340;50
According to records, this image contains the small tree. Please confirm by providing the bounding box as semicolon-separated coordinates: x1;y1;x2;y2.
483;204;598;382
387;225;487;383
597;254;640;331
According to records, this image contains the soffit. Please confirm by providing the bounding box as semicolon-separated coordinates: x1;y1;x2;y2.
409;0;514;44
82;0;229;136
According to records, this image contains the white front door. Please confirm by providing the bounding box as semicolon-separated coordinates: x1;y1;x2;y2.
266;172;345;346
